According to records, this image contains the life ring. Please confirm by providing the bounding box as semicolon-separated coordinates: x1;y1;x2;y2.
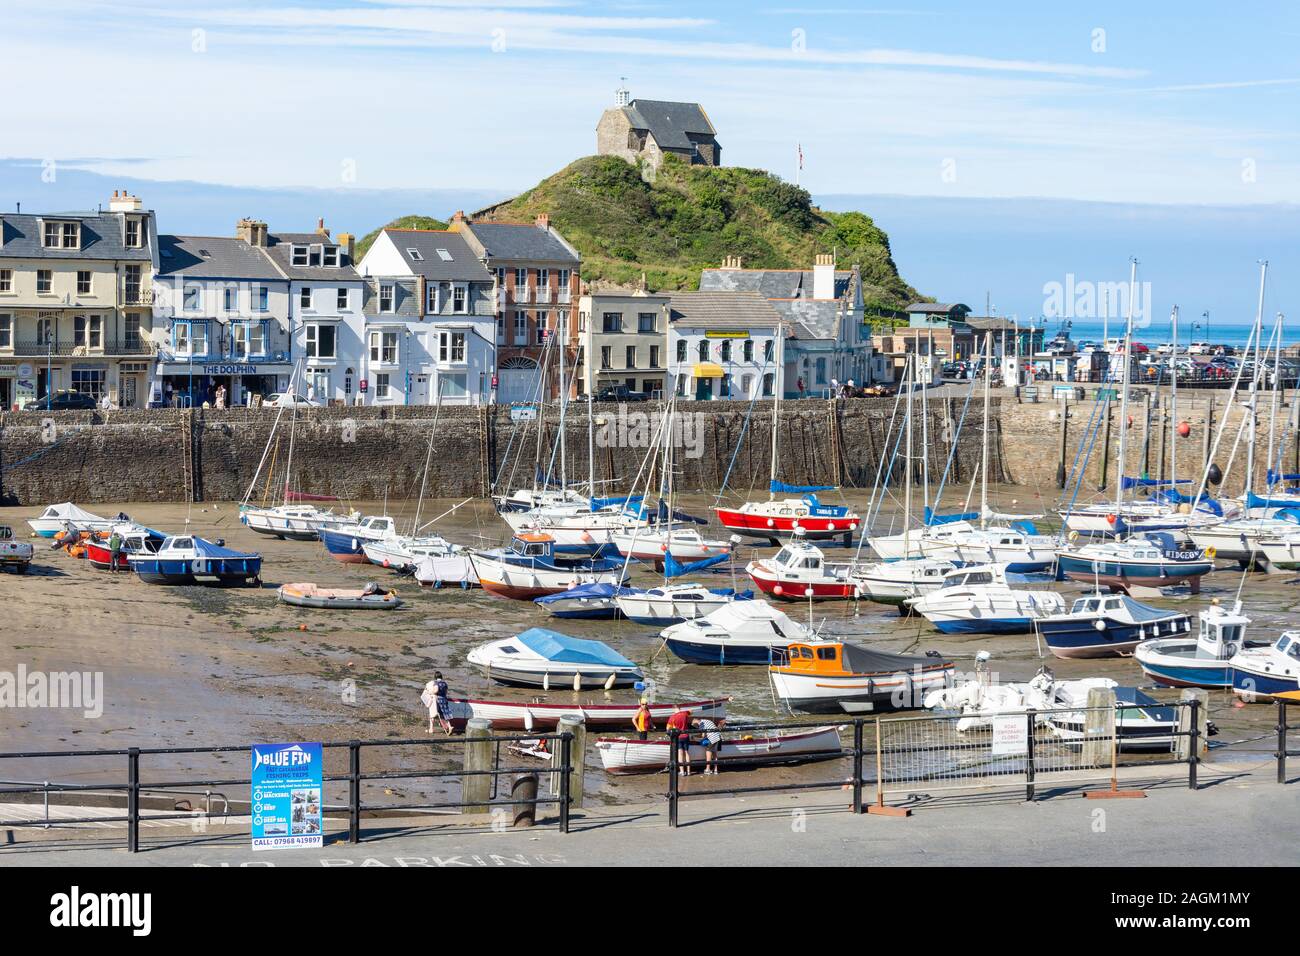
1204;546;1216;559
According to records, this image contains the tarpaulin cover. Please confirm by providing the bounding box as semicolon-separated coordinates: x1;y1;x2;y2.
664;551;730;578
923;507;978;527
838;642;952;675
770;480;833;493
514;628;635;667
533;582;641;605
1121;476;1190;490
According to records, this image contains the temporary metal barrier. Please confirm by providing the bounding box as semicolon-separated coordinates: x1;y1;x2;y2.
872;698;1202;811
0;732;575;852
666;718;865;827
1278;699;1300;784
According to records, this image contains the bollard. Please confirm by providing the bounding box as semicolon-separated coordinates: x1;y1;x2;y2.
1082;687;1116;768
553;715;586;810
511;772;539;828
462;717;492;814
1277;700;1288;785
1176;688;1209;763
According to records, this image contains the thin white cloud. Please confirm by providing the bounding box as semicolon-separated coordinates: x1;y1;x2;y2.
1130;77;1300;94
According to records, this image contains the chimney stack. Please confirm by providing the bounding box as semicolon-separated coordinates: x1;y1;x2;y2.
337;232;355;262
535;213;550;230
449;210;466;231
316;217;330;237
237;218;268;247
813;252;836;300
109;190;142;212
721;255;743;270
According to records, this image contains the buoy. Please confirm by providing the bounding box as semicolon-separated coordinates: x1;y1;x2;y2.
804;587;814;597
1106;514;1117;525
299;624;308;631
766;518;775;528
661;543;669;553
1177;421;1191;438
773;584;784;596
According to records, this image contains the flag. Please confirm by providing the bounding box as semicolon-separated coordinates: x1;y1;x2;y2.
797;144;804;170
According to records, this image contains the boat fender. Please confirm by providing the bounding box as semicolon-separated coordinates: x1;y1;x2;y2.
1094;620;1106;631
828;522;835;530
766;519;775;528
573;672;583;691
604;673;617;690
850;522;858;531
542;671;549;691
773;585;784;596
351;538;359;551
1204;546;1216;559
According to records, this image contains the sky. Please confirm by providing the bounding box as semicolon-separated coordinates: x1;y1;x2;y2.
1;0;1297;329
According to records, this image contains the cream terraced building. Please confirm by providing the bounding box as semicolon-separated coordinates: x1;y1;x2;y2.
0;191;158;409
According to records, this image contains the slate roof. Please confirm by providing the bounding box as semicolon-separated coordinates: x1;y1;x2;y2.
157;235;285;280
623;99;715;151
0;211;155;261
264;232;361;281
905;302;966;314
381;230;492;282
667;291;782;330
699;267;857;341
460;221;579;264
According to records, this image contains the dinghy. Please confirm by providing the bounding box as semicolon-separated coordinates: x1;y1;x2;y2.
594;725;843;774
466;628;643;689
438;696;728;732
278;582;402;610
770;641;954;714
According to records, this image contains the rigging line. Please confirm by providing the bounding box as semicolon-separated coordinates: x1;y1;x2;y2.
713;365;767;506
864;389;907;535
1058;388;1113;539
1054;384;1107;514
929;374;977;520
853;385;904;560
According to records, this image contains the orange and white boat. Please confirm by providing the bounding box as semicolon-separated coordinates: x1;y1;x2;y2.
769;641;954;714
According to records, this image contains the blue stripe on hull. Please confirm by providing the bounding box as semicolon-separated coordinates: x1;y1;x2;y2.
1056;556;1212;579
1139;660;1233;689
665;639;786;665
930;617;1034;635
320;530;363;557
1232;669;1300;697
34;530;57;538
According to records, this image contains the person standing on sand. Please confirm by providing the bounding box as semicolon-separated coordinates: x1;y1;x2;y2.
632;699;654;740
421;672;453;735
107;529;123;573
665;704;692;775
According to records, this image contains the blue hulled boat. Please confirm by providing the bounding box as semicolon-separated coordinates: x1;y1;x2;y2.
320;515;398;564
1135;600;1262;688
1054;533;1214;594
129;535;262;586
1038;591;1191;659
534;582;639;619
1230;631;1300;700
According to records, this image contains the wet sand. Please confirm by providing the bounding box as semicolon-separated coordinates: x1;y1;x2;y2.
0;489;1292;807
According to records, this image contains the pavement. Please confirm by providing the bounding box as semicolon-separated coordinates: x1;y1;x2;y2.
2;756;1295;867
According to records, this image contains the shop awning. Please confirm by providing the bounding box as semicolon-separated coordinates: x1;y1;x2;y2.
692;362;725;378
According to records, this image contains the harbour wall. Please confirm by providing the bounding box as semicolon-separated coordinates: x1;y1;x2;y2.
0;397;994;506
0;391;1291;506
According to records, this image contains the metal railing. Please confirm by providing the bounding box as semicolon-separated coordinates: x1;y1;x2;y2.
0;733;574;852
1278;699;1300;784
9;338;157;356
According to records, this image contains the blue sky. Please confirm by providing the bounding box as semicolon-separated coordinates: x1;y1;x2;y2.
1;0;1296;328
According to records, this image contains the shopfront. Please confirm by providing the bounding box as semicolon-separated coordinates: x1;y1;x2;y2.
156;361;293;407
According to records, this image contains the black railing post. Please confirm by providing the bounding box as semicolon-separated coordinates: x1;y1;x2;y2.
1024;709;1037;803
667;728;679;828
852;719;864;814
558;732;572;834
1187;698;1200;791
1279;701;1289;785
127;747;140;853
348;739;361;843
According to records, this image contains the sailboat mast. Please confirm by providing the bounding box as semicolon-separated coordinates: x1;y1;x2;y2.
557;311;569;492
1169;306;1178;492
768;319;785;499
1113;259;1138;515
1266;310;1284;492
979;327;992;528
903;355;914;555
1245;261;1268;497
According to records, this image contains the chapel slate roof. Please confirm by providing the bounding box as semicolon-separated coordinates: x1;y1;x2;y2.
622;99;716;151
666;291;783;330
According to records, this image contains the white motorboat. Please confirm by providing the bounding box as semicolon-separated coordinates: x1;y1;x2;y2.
868;519;975;561
746;538;857;600
1189;509;1300;568
1255;531;1300;572
468;533;624;600
610;525;732;563
1055;533;1214;593
412;553;478;588
240;503;352;541
1230;630;1300;700
614;583;753;626
504;503;647;552
905;564;1066;635
1039;591;1192;659
847;557;955;607
466;628;643;689
660;599;816;665
1136;600;1255;688
770;641;955;714
918;523;1058;573
493;486;589;514
27;502;122;538
362;533;462;571
320;515;400;563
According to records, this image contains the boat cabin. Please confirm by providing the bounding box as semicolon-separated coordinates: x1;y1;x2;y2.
771;542;828;572
510;533;557;560
801;494;850;519
783;642;852;675
0;526;13;540
1197;601;1251;659
357;516;396;535
939;565;1009;589
1271;632;1300;661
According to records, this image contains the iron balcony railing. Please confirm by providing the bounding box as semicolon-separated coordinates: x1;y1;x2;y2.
8;338;157;357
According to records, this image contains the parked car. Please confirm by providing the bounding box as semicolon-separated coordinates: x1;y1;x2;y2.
41;390;97;410
265;393;323;408
0;525;33;574
593;384;649;403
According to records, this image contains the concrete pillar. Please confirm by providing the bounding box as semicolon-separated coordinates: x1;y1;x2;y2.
1177;688;1210;760
553;714;586;810
1082;686;1117;767
461;717;492;814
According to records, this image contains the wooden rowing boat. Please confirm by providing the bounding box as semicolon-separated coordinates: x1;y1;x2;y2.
594;725;843;774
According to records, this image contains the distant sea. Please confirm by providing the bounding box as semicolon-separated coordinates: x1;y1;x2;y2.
1046;320;1283;349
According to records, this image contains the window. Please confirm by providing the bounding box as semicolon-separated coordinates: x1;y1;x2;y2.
291;245;308;267
62;222;78;248
43;222;60;248
557;269;571;301
698;340;708;362
744;339;754;362
439;331;466;363
427;283;441;313
436;248;452;262
124;265;143;304
452;285;466;313
638;312;656;333
406;248;424;261
676;340;687;363
762;372;775;397
337;288;348;311
643;379;657;396
815;357;827;384
535;318;547;345
602;312;622;333
125;218;142;247
369;330;398;364
71;367;105;399
379;284;395;312
538;268;549;292
223;286;238;313
441;373;467;398
741;373;753;395
496;315;505;344
514;268;527;298
650;345;660;368
254;285;269;312
626;345;636;369
600;346;612;369
721;340;732;362
764;340;774;363
232;322;265;358
375;372;391;399
305;323;336;359
323;246;339;267
124;313;142;350
0;314;11;349
42;221;79;248
0;270;10;292
37;270;52;294
74;314;103;349
184;285;201;312
300;287;313;309
37;315;54;345
676;376;687;396
76;271;91;295
513;311;527;344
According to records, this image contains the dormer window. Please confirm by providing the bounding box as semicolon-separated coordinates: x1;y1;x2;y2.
125;218;143;248
322;246;338;267
308;246;322;267
43;220;80;249
291;245;308;266
379;283;395;313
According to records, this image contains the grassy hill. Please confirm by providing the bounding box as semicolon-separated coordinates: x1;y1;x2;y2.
360;155;921;309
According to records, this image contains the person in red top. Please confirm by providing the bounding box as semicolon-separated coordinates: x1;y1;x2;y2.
665;704;693;775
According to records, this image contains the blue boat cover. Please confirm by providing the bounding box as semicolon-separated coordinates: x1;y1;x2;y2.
1121;476;1190;490
190;537;259;559
924;507;979;527
1247;491;1300;511
1010;520;1039;535
1154;489;1223;516
1267;470;1300;485
665;551;730;578
1274;508;1300;525
771;480;834;493
591;494;643;512
515;628;635;667
533;582;641;605
708;588;754;600
801;494;850;517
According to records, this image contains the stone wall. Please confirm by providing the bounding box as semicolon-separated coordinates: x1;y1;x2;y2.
0;396;991;505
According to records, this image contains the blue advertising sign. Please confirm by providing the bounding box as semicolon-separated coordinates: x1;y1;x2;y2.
250;742;323;851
